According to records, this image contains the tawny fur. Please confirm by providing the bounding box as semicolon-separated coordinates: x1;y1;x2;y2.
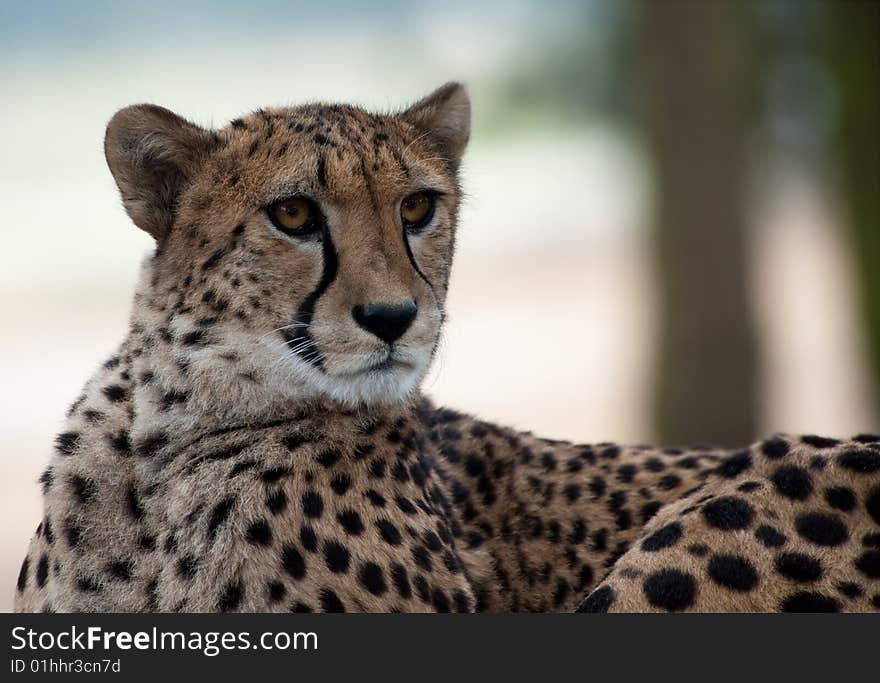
13;85;880;613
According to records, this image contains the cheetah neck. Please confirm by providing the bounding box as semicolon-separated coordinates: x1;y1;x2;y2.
121;262;419;466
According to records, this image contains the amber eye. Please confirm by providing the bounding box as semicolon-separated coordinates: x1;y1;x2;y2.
268;197;319;236
400;191;435;230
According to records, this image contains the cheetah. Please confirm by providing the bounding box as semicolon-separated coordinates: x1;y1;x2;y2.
13;83;880;613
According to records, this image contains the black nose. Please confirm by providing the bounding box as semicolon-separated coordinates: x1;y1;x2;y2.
352;301;418;344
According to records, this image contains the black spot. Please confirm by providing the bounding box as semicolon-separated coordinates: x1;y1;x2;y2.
771;465;813;501
39;467;54;493
824;486;857;512
55;431;80;456
640;500;662;523
761;437;790;459
181;330;207;348
246;519;272;546
688;543;709;557
316;154;328;188
867;486;880;526
577;585;615;613
591;528;608;552
708;554;759;591
124;486;145;523
702;497;755;530
265;489;288;515
802;435;840;449
109;431;131;455
617;464;637;483
369;458;387;478
423;531;443;552
365;490;386;507
36;555;49;587
323;541;350;573
201;247;227;272
775;552;822;582
657;474;682;490
64;520;82;548
396;496;417;515
411;546;432;572
160;389;189;410
69;474;96;504
641;522;683;552
643;569;697;611
281;545;306;579
563;483;581;503
316;449;342;468
77;576;101;593
838;448;880;473
136;432;168;457
319;588;345;613
737;481;762;493
84;409;105;423
644;457;665;473
102;385;127;402
208;497;236;539
300;526;318;553
176;555;197;580
716;450;751;478
780;591;839;613
855;550;880;578
330;473;352;495
795;512;848;547
279;434;306;453
218;580;243;612
432;589;451;613
358;562;387;595
302;491;323;518
261;466;290;483
267;581;286;603
376;519;402;545
600;445;621;460
16;557;29;592
755;524;786;548
391;563;412;599
138;533;156;551
337;510;364;535
414;575;431;603
835;581;863;599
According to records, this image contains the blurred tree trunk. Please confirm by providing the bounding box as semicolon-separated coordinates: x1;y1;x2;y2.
827;1;880;416
639;0;758;446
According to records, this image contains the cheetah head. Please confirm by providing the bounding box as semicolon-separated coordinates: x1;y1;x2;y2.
105;84;470;409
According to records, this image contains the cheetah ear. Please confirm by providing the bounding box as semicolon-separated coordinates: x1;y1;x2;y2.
104;104;216;240
400;82;471;170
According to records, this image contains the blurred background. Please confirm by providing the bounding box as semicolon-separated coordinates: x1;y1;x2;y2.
1;0;877;609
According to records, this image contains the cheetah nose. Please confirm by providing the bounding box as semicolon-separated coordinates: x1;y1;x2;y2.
352;301;417;344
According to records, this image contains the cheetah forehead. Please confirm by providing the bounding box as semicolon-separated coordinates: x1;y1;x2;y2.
105;82;470;241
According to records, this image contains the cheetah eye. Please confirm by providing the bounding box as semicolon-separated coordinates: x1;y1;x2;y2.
267;197;320;237
400;191;435;232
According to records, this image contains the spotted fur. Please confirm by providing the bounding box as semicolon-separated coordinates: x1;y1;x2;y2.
14;85;880;612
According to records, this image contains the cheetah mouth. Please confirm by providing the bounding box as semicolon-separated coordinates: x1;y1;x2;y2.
333;349;417;378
